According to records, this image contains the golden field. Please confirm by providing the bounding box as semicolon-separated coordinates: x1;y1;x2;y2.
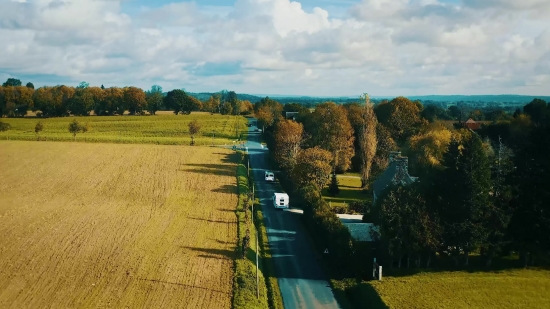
0;141;238;308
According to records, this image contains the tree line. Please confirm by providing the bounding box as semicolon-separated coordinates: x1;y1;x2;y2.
257;95;550;278
0;79;253;118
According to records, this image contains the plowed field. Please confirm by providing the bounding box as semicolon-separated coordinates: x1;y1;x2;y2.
0;141;237;308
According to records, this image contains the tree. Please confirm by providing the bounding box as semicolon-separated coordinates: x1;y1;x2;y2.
357;94;378;188
373;184;441;268
306;102;355;173
68;119;87;141
123;87;147;115
2;78;22;87
255;98;283;130
523;98;548;126
292;146;333;195
328;173;340;196
374;96;426;144
100;84;105;90
273;119;304;171
204;95;220;114
67;87;95;116
146;92;162;115
77;81;89;89
405;123;452;176
35;121;44;140
227;91;239;115
26;82;34;89
188;120;201;145
508;122;550;266
98;87;124;115
436;130;493;266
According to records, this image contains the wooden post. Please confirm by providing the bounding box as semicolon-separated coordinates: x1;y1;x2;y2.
378;266;383;281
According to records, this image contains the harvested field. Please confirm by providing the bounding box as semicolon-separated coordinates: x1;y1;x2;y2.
0;141;238;308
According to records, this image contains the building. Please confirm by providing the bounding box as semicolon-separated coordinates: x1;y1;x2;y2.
372;151;418;206
462;118;481;130
283;111;299;120
337;214;379;242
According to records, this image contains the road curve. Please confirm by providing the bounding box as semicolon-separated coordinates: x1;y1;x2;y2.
245;119;341;309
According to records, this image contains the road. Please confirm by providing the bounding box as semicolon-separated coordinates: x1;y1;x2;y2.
245;119;341;309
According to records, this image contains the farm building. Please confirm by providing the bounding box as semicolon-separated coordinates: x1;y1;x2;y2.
284;111;299;120
372;151;418;206
461;118;482;130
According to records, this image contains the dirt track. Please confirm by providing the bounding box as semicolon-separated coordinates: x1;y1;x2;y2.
0;141;237;308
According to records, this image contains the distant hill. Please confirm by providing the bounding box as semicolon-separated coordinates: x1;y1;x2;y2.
185;92;549;106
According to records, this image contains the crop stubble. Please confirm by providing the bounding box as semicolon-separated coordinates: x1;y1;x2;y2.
0;141;237;308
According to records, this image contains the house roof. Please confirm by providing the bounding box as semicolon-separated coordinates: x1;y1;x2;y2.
342;223;379;242
372;160;416;197
465;118;477;124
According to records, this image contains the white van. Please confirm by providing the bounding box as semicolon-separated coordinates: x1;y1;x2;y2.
272;193;289;209
265;171;274;182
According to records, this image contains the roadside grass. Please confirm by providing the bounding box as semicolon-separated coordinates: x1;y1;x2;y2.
233;158;269;309
0;112;248;146
350;268;550;309
251;168;284;309
322;175;371;209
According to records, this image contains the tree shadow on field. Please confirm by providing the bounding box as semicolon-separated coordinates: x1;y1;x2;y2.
216;208;235;213
211;184;238;194
180;245;236;259
347;282;389;309
178;164;236;177
137;278;230;295
187;216;234;224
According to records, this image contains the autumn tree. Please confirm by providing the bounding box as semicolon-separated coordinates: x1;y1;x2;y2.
188;120;201;145
357;94;378;188
123;87;147;115
204;95;220;113
292;146;333;195
405;123;452;177
68;87;95;116
98;87;125;115
255;97;283;130
306;102;355;173
273;119;304;170
375;96;426;144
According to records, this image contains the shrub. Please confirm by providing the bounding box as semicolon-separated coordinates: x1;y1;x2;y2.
0;121;11;132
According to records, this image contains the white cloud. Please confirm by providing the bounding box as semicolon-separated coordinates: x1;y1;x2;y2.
0;0;548;95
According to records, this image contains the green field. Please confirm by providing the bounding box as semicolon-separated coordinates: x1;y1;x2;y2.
346;269;550;309
322;175;370;210
0;112;248;146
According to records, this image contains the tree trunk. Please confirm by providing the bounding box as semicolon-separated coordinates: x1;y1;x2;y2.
464;249;469;266
520;250;528;267
407;254;410;268
417;255;421;268
398;257;402;268
426;254;431;268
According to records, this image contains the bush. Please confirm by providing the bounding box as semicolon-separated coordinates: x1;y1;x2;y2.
0;121;11;132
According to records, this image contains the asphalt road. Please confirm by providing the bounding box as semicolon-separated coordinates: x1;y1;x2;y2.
245;119;341;309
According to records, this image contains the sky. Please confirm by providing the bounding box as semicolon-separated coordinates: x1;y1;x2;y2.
0;0;549;96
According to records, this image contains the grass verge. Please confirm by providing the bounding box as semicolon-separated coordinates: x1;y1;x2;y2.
251;170;284;309
232;156;269;309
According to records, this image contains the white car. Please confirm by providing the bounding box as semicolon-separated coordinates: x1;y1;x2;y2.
265;171;274;182
272;192;289;209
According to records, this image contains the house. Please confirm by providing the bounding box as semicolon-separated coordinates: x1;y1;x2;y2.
462;118;481;130
372;151;418;206
337;214;379;242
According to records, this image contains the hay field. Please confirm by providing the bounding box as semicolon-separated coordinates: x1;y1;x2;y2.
0;112;248;146
0;141;238;308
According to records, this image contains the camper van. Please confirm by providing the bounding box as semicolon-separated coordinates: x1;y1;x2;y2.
272;192;289;209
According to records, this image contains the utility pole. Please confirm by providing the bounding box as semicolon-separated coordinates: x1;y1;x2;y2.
252;183;258;298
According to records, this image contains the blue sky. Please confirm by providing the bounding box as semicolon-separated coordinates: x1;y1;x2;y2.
0;0;549;96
